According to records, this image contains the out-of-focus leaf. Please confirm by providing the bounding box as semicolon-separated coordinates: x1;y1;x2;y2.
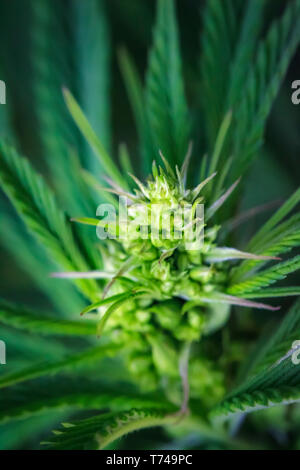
0;343;121;390
63;89;126;189
0;299;98;336
0;377;171;425
211;299;300;421
45;408;174;450
73;0;111;173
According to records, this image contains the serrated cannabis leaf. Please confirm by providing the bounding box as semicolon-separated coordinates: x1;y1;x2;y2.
211;353;300;421
247;298;300;377
212;299;300;420
118;48;154;176
0;141;98;299
145;0;190;167
0;300;98;336
248;188;300;252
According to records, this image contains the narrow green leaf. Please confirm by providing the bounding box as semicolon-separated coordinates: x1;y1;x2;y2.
45;409;175;450
80;290;144;316
0;377;171;425
206;178;240;220
200;0;242;145
0;211;85;316
63;88;126;189
248;188;300;252
183;293;279;312
118;48;154;175
71;217;111;228
0;344;121;390
208;111;232;176
118;143;134;182
205;247;277;263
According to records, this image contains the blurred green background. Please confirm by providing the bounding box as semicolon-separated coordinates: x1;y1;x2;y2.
0;0;299;308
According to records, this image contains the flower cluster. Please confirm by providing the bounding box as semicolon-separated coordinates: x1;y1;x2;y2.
67;158;276;407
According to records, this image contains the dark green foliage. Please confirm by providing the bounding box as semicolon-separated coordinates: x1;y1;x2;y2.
0;0;299;451
0;141;99;299
145;0;190;169
45;408;174;450
0;377;171;425
30;0;111;209
201;0;300;186
212;301;300;419
0;343;120;390
0;300;98;336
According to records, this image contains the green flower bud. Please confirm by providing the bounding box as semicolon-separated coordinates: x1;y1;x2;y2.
177;252;189;271
174;324;200;341
137;298;153;308
203;284;216;293
124;311;154;333
204;226;220;243
81;158;258;400
121;299;137;313
127;241;158;260
176;278;200;298
190;267;213;283
161;281;174;294
189;358;225;405
187;250;202;265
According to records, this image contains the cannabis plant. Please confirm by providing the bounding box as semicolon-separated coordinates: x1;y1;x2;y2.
0;0;300;450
